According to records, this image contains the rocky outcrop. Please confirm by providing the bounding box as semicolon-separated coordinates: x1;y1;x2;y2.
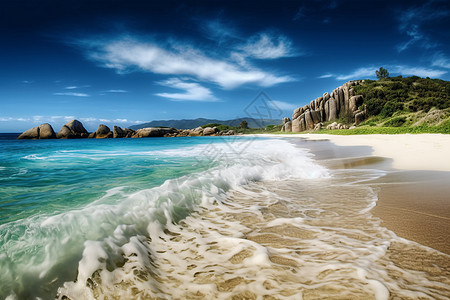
17;126;39;139
326;122;349;130
18;120;236;140
18;123;56;139
286;80;366;132
132;127;177;138
202;127;219;136
281;117;292;132
89;124;113;138
56;120;89;139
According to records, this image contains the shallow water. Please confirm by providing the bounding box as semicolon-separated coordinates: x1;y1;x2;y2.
0;136;449;299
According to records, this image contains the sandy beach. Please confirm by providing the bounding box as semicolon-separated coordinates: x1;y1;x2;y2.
258;133;450;255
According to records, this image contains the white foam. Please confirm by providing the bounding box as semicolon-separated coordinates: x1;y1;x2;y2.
1;138;328;298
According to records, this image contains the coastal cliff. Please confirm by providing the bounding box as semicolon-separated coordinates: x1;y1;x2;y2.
282;80;366;132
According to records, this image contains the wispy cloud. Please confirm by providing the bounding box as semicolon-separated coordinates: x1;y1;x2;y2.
329;65;446;80
269;100;297;111
155;78;218;102
65;86;78;89
78;117;143;124
53;92;90;97
432;53;450;69
0;116;75;123
201;19;240;44
389;65;446;78
238;33;295;60
81;35;294;89
336;67;376;80
104;89;128;93
397;1;449;52
0;115;144;126
318;73;334;79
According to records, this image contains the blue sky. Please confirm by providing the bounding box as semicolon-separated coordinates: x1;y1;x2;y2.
1;0;450;132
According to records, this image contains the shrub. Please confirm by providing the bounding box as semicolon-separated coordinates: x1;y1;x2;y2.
384;116;407;127
380;102;404;117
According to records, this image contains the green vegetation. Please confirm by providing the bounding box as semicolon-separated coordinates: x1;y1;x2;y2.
199;122;282;134
376;67;389;80
201;123;235;131
353;76;450;117
240;120;249;129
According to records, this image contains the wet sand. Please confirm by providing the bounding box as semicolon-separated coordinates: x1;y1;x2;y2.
265;135;450;255
370;172;450;255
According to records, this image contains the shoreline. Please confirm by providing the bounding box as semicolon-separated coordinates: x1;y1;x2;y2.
254;133;450;255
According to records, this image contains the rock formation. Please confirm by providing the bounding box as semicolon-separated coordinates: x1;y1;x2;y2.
89;124;113;138
56;120;89;139
17;123;56;139
281;117;292;132
202;127;218;136
132;127;177;138
285;80;366;132
18;120;236;140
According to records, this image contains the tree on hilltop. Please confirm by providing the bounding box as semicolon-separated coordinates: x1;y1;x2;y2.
376;67;389;80
239;120;249;129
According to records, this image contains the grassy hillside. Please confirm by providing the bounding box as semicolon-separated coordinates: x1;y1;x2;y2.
354;76;450;118
323;76;450;134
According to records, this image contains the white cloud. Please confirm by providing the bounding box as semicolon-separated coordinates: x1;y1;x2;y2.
84;37;294;89
397;2;449;52
155;78;218;102
53;92;90;97
105;89;128;93
432;53;450;69
65;86;78;89
318;73;334;79
269;100;297;111
389;65;446;78
336;67;376;80
238;33;294;59
0;116;75;123
332;65;446;81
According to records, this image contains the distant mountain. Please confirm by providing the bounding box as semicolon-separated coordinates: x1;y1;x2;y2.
129;118;282;130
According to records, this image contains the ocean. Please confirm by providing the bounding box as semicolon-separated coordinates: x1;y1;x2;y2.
0;135;448;299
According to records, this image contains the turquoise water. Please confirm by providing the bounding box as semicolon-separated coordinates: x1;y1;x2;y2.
2;135;448;299
0;137;221;224
2;135;327;299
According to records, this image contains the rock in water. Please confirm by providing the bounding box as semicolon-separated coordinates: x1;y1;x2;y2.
18;123;56;139
94;124;112;138
132;127;176;138
17;126;39;139
56;120;89;139
113;126;124;138
203;127;218;136
38;123;56;139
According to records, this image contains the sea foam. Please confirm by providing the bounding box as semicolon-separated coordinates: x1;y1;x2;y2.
1;138;328;299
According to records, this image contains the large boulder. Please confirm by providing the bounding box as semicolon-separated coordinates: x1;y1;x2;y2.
328;98;338;121
203;127;218;136
305;110;315;130
122;128;135;138
18;123;56;139
349;95;364;112
113;126;125;138
56;120;88;139
17;126;39;139
355;111;366;125
39;123;56;139
283;121;292;132
94;124;113;138
132;127;176;138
